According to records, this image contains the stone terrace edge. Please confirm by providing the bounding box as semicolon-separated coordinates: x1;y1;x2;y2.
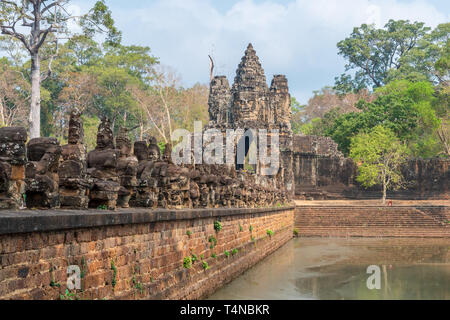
0;206;295;235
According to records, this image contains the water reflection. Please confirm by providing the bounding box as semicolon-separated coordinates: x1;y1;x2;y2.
207;238;449;300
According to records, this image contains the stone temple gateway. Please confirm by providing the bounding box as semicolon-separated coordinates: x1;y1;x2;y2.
208;43;448;201
208;44;291;130
0;44;448;301
207;43;295;197
0;43;447;211
0;45;295;211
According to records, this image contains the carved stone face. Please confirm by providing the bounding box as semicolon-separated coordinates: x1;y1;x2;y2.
116;127;131;157
117;141;131;157
148;145;160;162
133;141;148;161
68;125;83;144
97;130;113;150
68;109;84;145
96;119;114;150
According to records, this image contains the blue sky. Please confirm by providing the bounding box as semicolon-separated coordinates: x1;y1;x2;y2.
72;0;449;103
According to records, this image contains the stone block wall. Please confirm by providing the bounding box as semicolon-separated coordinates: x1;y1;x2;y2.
292;135;343;157
294;206;449;238
293;134;449;200
0;127;27;209
0;206;294;300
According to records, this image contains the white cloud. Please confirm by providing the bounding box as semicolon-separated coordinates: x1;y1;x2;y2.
76;0;449;103
66;4;82;34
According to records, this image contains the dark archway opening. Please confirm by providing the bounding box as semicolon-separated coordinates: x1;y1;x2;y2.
235;129;256;172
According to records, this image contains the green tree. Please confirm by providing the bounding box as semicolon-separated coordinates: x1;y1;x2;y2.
350;125;409;204
326;80;440;156
290;96;305;134
0;0;120;138
300;108;342;136
387;23;450;85
335;20;432;92
82;114;100;151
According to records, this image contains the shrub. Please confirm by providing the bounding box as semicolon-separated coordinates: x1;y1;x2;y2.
202;261;209;270
208;235;217;248
111;260;117;288
214;221;222;232
183;257;192;269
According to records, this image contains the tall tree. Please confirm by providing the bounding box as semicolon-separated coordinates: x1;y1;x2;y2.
290;96;305;134
335;20;430;92
350;125;409;204
0;0;120;138
387;22;450;85
323;80;441;156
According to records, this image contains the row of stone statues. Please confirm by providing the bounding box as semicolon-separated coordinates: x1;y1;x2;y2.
0;110;291;210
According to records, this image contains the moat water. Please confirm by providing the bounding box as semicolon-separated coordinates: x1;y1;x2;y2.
207;238;450;300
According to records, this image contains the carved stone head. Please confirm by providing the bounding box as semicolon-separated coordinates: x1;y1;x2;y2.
147;136;161;162
133;141;148;161
96;117;115;150
68;108;84;145
116;127;132;157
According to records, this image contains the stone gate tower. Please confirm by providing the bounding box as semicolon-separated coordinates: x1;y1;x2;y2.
207;43;294;196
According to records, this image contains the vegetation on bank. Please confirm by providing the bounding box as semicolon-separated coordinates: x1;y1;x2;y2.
1;3;447;202
291;20;449;160
290;20;449;202
350;125;410;204
0;1;208;150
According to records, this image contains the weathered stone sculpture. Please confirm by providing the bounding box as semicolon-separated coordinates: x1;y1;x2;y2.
230;43;270;127
25;137;62;208
208;76;231;128
116;127;138;208
0;127;27;209
207;43;294;201
270;75;291;129
158;143;191;209
87;118;120;210
58;109;91;209
131;138;161;207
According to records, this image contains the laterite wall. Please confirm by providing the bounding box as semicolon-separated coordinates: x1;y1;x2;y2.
0;206;294;300
295;206;449;238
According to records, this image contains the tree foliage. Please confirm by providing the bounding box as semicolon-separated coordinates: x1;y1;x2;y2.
0;0;122;138
350;125;409;203
321;80;442;156
297;20;450;159
335;20;448;93
0;58;29;126
0;14;209;149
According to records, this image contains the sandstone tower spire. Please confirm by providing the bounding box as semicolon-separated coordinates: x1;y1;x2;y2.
207;43;292;131
231;43;269;127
